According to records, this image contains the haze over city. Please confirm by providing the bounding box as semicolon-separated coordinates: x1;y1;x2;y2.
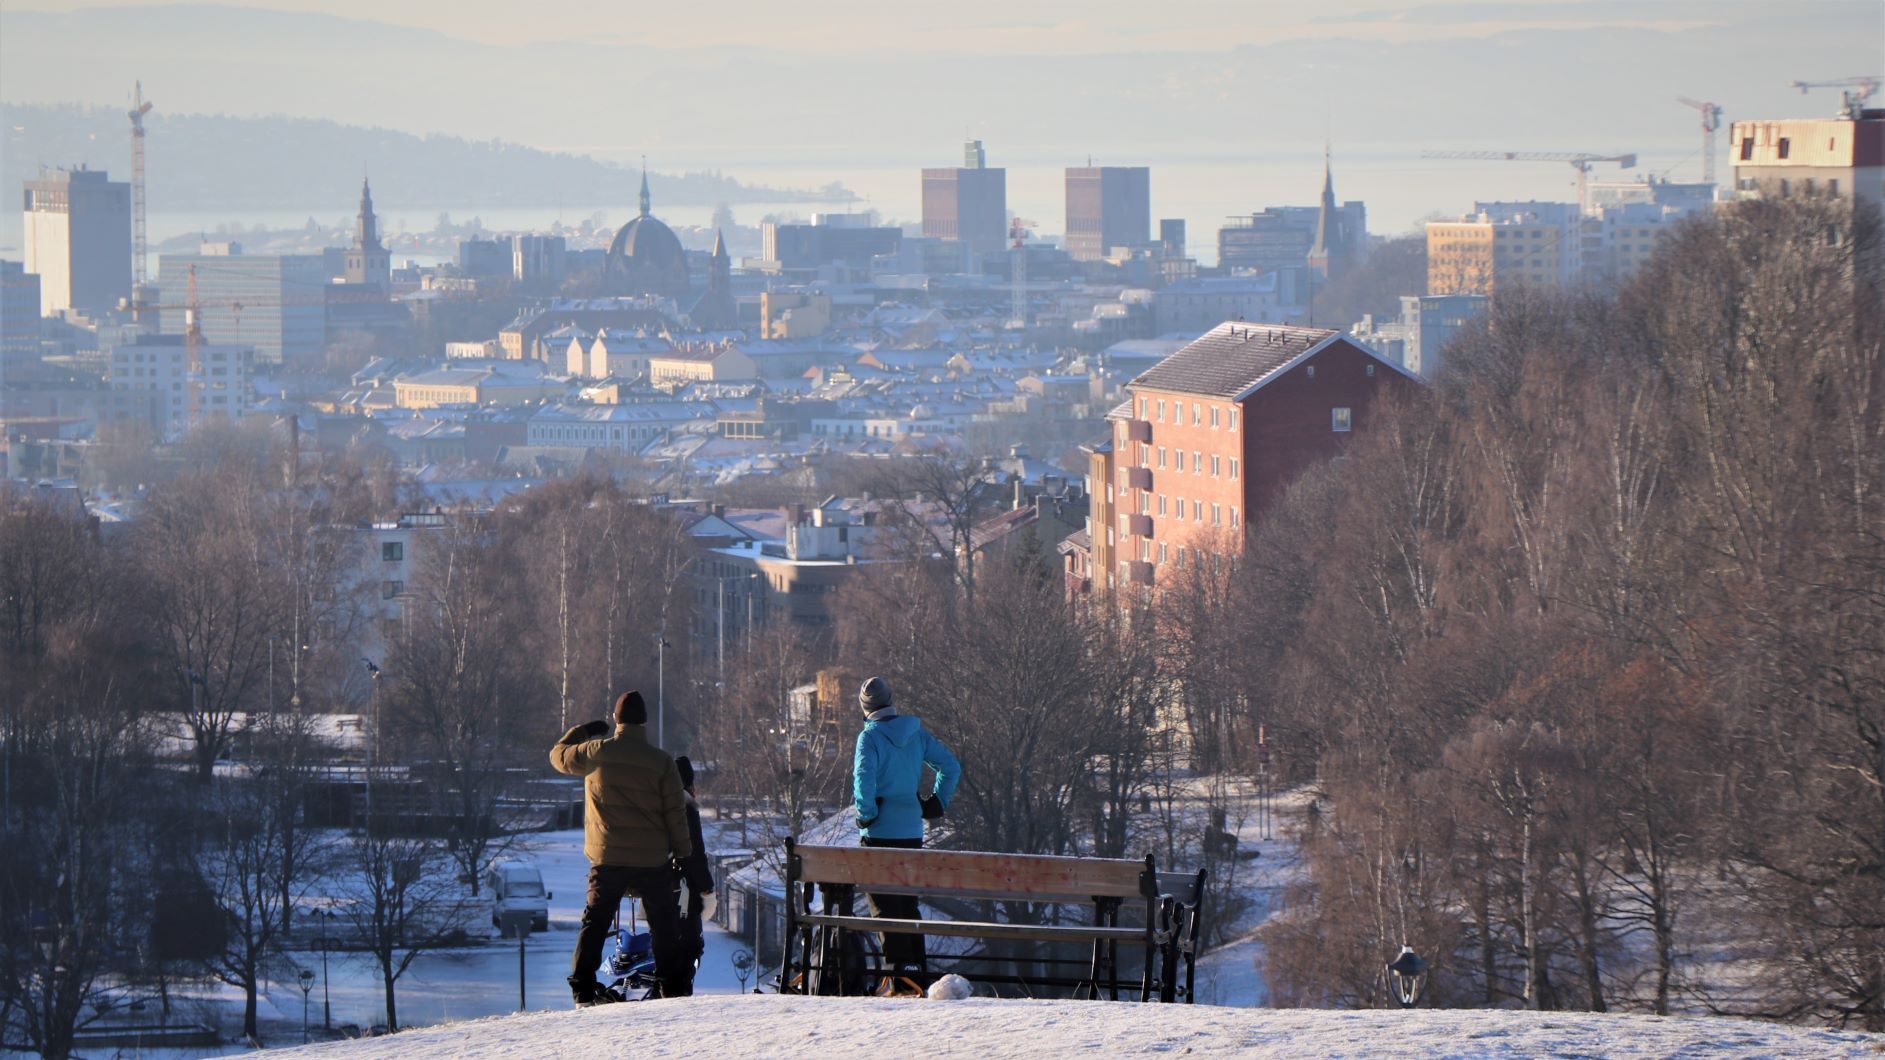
1;2;1881;1058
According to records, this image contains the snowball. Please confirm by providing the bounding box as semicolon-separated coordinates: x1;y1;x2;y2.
927;974;973;1000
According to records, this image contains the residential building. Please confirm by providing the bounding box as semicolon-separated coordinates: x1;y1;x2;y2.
1426;201;1582;296
1730;106;1884;209
156;245;328;365
760;216;902;271
1398;294;1486;379
759;292;832;338
2;260;42;378
526;402;708;450
1107;322;1417;591
457;238;511;278
21;167;132;316
393;364;567;409
513;234;569;286
1065;166;1152;262
1155;274;1302;332
107;333;255;438
1220;199;1365;273
922;147;1008;256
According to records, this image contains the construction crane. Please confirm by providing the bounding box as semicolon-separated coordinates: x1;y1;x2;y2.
128;82;153;287
1789;76;1880;118
1008;216;1036;330
1676;97;1723;185
1422;150;1638;213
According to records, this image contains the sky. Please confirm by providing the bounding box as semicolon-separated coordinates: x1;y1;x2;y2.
0;0;1804;52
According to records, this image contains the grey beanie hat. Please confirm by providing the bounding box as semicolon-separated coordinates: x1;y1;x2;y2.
859;675;893;713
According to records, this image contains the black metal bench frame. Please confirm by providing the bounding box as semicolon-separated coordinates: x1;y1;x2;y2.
780;837;1205;1002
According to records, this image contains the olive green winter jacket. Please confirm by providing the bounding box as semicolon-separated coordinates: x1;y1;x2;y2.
550;722;692;868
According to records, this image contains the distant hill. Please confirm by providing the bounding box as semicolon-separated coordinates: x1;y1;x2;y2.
0;103;855;212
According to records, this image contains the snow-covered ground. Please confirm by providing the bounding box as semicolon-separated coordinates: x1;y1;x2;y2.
263;994;1884;1058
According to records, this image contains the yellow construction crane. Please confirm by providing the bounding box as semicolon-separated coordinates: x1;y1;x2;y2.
1676;97;1723;185
1421;151;1637;213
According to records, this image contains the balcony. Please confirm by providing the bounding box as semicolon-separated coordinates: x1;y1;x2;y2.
1127;514;1154;538
1128;561;1155;586
1126;467;1153;491
1125;420;1152;443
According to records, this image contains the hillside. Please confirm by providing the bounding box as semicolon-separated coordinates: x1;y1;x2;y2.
0;103;855;212
265;995;1881;1058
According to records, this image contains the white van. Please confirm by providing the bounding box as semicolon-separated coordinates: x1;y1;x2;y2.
485;860;551;933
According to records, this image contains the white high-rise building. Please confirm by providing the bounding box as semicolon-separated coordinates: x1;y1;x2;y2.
22;168;132;316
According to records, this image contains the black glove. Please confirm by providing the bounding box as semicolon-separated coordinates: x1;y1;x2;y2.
856;816;876;831
583;719;612;737
921;794;945;820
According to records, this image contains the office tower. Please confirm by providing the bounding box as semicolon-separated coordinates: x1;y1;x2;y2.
21;168;132;316
1065;166;1152;262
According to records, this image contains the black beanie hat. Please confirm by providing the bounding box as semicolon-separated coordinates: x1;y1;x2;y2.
614;690;647;725
859;676;893;714
675;755;695;790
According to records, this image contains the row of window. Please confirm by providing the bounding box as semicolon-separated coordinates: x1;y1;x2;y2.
1122;497;1240;532
1137;396;1239;431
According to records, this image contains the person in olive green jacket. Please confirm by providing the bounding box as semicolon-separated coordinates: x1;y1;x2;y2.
551;690;693;1004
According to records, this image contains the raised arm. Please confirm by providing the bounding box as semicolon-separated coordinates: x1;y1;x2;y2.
549;721;610;776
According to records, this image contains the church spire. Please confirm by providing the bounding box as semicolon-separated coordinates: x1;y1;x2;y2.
639;158;651;218
357;176;381;251
1308;144;1343;276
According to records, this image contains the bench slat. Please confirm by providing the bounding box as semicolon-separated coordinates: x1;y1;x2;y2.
799;913;1145;943
794;845;1148;900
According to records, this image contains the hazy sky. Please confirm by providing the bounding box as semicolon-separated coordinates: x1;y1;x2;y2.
3;0;1762;52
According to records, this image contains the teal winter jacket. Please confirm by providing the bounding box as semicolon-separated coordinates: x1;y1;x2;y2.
852;713;960;841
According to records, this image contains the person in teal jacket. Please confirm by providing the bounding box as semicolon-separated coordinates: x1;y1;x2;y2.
851;675;960;987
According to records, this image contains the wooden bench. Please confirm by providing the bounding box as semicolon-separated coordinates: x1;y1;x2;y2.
781;838;1206;1002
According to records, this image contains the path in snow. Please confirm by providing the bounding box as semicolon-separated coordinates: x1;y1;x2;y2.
264;994;1882;1059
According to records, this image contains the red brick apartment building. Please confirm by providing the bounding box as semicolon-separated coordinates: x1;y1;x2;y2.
1076;322;1417;594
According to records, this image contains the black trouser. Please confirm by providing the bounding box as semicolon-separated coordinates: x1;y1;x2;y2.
861;836;926;979
680;889;705;978
571;863;689;998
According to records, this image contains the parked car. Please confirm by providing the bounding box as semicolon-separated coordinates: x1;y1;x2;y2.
485;859;551;934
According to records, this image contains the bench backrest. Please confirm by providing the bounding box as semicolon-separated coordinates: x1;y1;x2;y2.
792;844;1151;903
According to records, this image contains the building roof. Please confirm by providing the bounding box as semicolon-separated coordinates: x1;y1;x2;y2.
1128;322;1356;400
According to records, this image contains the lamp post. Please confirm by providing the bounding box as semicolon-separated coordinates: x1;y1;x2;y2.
319;909;334;1031
361;658;381;827
1386;945;1428;1009
297;969;314;1042
654;633;670;750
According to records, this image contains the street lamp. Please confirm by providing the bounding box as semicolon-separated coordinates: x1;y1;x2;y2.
297;969;314;1042
318;909;335;1031
1386;945;1428;1008
361;658;382;827
654;634;671;750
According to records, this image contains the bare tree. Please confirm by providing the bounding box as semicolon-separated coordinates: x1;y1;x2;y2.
338;833;466;1033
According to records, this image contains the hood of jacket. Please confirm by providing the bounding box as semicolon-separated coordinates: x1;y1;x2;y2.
867;713;923;749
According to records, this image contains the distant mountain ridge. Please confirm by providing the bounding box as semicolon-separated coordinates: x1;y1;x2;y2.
1;103;854;213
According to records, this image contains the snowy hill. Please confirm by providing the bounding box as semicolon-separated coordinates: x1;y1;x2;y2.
267;995;1879;1058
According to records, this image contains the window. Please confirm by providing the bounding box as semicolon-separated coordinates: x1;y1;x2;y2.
1192;403;1201;425
1211;455;1221;477
1139;398;1148;419
1332;407;1352;432
1174;450;1185;471
1740;137;1754;161
1229;409;1239;431
1192;500;1202;522
1156;399;1164;421
382;541;404;562
1777;137;1790;160
1193;451;1202;474
1229;458;1239;479
1159;542;1168;564
1830;178;1841;196
381;580;404;599
1306;365;1316;379
1366;363;1375;377
1231;507;1239;528
1212;504;1222;526
1158;494;1167;515
1210;407;1220;428
1158;447;1167;468
1175;547;1185;568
